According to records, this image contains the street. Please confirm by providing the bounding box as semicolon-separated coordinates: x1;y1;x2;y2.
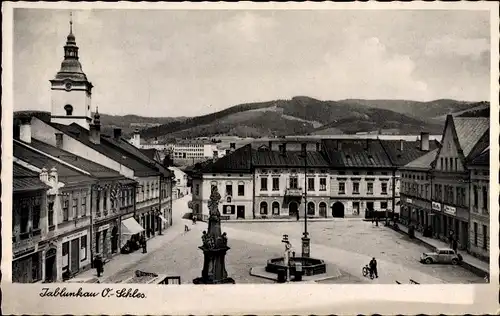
100;196;484;284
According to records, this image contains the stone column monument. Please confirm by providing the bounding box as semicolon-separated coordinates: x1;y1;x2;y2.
193;186;235;284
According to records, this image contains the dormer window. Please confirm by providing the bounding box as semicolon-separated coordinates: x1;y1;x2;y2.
64;104;73;116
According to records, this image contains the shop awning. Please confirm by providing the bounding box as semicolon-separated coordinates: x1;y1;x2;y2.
159;215;168;223
121;218;145;235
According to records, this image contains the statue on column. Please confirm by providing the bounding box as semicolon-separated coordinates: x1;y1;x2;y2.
193;186;235;284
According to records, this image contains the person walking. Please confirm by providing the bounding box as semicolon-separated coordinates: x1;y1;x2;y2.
140;235;147;254
296;211;299;221
369;257;378;278
94;254;104;278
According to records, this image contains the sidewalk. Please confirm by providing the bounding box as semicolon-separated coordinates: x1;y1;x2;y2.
73;195;194;282
224;217;364;223
391;224;489;276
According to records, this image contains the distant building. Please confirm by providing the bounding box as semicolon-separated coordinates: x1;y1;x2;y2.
169;166;190;199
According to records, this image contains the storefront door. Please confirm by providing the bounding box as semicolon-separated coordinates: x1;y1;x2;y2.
70;238;80;273
45;248;57;283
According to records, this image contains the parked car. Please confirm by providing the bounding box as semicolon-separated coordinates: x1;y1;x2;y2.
420;247;463;265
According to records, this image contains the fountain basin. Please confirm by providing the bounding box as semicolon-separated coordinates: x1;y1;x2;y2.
265;257;326;276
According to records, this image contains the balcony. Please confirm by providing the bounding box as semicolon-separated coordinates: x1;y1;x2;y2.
285;188;303;197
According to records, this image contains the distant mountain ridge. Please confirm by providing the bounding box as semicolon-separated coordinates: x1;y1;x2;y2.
15;97;488;140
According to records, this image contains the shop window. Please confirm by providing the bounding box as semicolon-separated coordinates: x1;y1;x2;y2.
62;242;69;271
307;202;315;215
272;201;280;215
80;236;87;261
260;202;268;215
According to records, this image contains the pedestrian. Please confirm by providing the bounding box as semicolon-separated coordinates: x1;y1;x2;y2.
375;216;379;227
184;224;190;232
140;235;147;254
452;238;458;253
296;212;299;221
192;215;197;225
94;254;104;278
369;257;378;278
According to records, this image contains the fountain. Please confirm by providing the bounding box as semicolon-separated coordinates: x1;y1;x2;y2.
193;186;235;284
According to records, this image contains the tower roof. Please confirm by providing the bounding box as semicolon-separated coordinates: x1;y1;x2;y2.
53;12;89;82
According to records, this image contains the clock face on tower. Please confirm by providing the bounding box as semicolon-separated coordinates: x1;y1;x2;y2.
65;82;72;91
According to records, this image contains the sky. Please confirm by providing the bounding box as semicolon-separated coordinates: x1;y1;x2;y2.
13;8;491;117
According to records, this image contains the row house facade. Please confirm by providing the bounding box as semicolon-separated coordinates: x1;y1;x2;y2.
11;20;174;282
400;115;490;260
191;137;435;220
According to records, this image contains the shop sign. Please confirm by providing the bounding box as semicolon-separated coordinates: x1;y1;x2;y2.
13;239;38;258
443;205;456;216
62;230;87;243
406;198;413;204
97;224;110;232
432;202;441;211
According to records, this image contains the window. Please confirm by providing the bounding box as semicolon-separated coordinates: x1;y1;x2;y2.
96;190;101;215
339;182;345;194
195;184;200;196
32;197;41;231
473;222;478;246
473;186;478;207
482;225;488;250
80;236;87;261
440;157;443;169
482;186;488;210
72;197;78;219
353;182;360;194
238;184;245;196
62;242;69;271
260;178;268;191
260;202;268;215
338;171;345;175
63;199;69;221
211;182;217;192
381;182;388;194
319;178;326;191
445;158;448;170
307;202;315;215
226;184;233;197
272;178;280;191
103;190;107;210
81;194;87;216
272;201;280;215
381;202;388;209
289;177;298;189
307;178;315;191
64;104;73;115
95;231;100;254
48;202;54;227
367;182;373;194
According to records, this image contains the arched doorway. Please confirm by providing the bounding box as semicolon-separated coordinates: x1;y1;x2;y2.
45;248;57;283
272;201;280;215
260;201;268;215
289;201;299;218
111;226;118;254
319;202;327;218
307;202;315;216
332;202;345;218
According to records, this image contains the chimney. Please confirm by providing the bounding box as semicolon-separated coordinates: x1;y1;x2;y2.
399;139;404;151
420;132;430;151
230;142;236;151
113;128;122;140
133;129;141;146
89;110;101;145
55;133;64;148
19;116;32;143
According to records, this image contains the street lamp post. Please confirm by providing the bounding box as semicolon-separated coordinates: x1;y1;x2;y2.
301;145;310;258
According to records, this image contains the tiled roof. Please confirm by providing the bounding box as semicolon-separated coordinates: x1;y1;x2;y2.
13;162;50;193
453;117;489;158
49;123;160;177
380;140;440;166
322;139;393;168
139;148;158;161
14;141;95;185
201;144;252;173
28;139;125;180
252;150;330;168
470;148;489;166
403;149;439;170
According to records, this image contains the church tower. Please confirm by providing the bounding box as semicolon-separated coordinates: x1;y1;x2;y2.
50;13;93;129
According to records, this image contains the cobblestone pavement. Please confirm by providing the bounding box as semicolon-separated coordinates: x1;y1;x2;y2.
103;219;483;284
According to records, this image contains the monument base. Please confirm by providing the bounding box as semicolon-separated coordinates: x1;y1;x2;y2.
192;246;236;285
192;277;236;284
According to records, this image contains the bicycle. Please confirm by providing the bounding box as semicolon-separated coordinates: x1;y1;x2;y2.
362;265;374;279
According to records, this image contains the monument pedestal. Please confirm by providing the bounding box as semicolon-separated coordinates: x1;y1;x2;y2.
193;246;235;284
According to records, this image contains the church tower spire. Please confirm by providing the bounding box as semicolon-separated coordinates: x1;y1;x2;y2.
50;11;94;130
